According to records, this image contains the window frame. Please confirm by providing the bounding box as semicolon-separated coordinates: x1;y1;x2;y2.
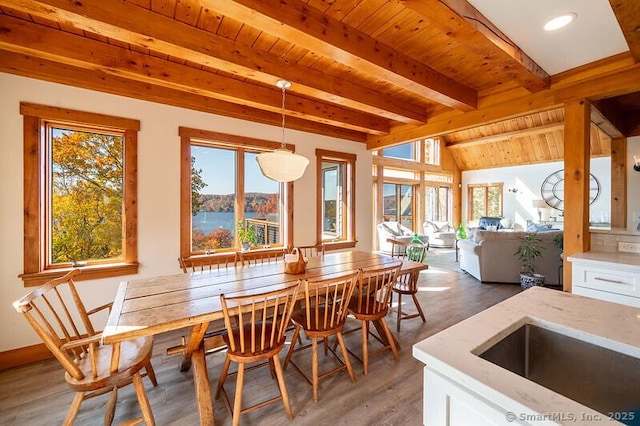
20;102;139;286
467;183;504;221
179;127;294;260
316;149;357;250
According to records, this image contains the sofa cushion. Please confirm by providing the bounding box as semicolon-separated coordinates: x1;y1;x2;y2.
526;223;555;232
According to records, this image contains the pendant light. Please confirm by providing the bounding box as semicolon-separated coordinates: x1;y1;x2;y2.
256;80;309;182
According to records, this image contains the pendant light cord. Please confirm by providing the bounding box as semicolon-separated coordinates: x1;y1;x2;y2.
281;84;286;148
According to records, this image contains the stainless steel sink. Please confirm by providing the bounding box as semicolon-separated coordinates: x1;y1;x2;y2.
478;323;640;419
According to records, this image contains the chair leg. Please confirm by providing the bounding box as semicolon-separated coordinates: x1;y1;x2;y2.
396;293;403;332
284;325;301;369
335;331;356;383
63;392;84;426
361;321;369;375
133;372;156;426
216;355;231;399
105;386;117;426
232;363;245;426
272;354;293;419
380;318;399;361
145;360;158;386
311;338;319;403
412;293;427;322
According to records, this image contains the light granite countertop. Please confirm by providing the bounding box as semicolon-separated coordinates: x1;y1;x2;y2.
568;251;640;269
413;287;640;425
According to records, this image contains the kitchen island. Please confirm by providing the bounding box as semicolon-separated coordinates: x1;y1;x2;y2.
413;287;640;425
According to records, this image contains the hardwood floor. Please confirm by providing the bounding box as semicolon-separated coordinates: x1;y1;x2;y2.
0;249;521;425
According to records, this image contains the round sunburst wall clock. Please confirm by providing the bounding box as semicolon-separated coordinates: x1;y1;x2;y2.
540;169;600;211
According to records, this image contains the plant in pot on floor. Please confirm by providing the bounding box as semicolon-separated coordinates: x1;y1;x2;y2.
514;231;545;289
553;232;563;259
236;220;257;251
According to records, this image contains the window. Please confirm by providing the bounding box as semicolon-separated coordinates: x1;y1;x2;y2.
383;183;414;229
316;149;356;249
180;128;292;258
426;185;451;222
468;183;503;220
382;142;416;161
424;138;440;165
20;103;139;285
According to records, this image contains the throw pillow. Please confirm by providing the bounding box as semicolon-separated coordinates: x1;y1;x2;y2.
433;221;450;233
382;223;402;237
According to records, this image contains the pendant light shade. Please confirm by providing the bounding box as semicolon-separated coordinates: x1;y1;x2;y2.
256;80;309;182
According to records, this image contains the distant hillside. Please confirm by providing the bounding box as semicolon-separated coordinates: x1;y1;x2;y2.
197;192;275;213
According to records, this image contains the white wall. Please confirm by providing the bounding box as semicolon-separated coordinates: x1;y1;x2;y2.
0;73;373;352
462;158;612;230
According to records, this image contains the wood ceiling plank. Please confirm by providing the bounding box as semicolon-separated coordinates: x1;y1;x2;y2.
0;49;367;141
406;0;549;92
609;0;640;63
0;14;387;134
174;0;200;26
446;124;564;149
591;99;626;138
210;0;478;110
151;0;175;17
0;0;425;123
195;5;222;33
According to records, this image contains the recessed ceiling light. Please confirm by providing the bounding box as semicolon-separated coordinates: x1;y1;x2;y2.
544;13;577;31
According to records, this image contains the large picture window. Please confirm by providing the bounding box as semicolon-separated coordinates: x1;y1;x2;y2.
180;128;292;258
316;149;356;249
21;103;139;285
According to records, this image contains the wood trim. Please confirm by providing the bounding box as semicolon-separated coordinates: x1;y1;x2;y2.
178;127;292;151
179;129;295;256
315;149;357;245
610;137;628;228
563;99;592;293
19;263;140;287
20;102;140;131
0;343;53;371
20;104;139;282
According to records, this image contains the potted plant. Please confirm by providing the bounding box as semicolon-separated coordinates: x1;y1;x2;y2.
553;232;563;259
455;222;468;240
236;220;257;251
514;231;545;289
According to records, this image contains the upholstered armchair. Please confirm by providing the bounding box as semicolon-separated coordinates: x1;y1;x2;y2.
422;220;456;248
376;221;429;254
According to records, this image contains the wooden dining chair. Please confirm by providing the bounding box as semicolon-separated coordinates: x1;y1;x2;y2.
296;243;325;259
13;269;158;425
238;247;287;266
178;251;238;273
283;271;360;403
387;238;428;332
344;262;402;375
215;283;300;426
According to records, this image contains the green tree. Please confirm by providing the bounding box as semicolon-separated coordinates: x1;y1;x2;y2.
190;156;207;216
51;129;123;263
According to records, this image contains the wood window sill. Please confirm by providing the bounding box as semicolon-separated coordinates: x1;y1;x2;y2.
19;262;139;287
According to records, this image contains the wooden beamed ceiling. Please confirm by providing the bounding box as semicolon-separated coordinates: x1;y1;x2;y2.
0;0;639;170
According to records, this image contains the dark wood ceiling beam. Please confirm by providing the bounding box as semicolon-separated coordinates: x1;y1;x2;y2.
609;0;640;62
591;99;626;138
0;14;388;134
209;0;478;111
0;49;367;141
0;0;426;124
401;0;550;92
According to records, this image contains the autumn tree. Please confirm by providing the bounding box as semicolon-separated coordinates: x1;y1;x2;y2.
191;156;207;216
51;128;123;263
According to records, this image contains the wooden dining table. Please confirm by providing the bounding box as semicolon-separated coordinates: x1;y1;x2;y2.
102;250;428;425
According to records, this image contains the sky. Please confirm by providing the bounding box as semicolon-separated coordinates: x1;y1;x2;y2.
192;145;278;194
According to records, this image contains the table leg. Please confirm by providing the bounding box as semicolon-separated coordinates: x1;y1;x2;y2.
179;322;209;372
192;346;215;426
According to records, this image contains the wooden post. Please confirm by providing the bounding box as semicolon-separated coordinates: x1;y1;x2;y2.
610;137;627;228
563;99;591;292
